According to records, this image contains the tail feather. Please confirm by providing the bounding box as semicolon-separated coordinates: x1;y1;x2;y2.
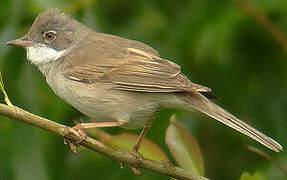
178;92;282;152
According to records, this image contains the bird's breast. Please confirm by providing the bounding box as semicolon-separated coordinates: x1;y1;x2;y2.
44;69;160;129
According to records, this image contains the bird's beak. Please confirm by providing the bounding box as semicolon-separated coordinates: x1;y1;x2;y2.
6;36;34;47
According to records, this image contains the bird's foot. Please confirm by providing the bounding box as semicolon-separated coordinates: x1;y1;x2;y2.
63;121;87;153
64;138;82;153
129;149;144;176
72;122;88;143
131;149;143;161
130;166;143;176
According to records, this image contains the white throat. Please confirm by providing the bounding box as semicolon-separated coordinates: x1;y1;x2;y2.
26;43;67;65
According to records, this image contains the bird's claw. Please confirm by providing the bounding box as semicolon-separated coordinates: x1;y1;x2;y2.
63;138;81;153
63;122;87;153
131;149;143;161
72;123;87;143
130;166;143;176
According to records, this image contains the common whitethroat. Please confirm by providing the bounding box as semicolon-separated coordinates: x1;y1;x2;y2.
6;9;282;155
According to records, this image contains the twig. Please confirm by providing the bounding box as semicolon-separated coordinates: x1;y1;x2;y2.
0;69;12;106
235;0;287;53
0;103;208;180
246;145;287;176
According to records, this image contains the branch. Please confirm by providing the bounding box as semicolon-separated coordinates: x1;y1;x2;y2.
0;103;208;180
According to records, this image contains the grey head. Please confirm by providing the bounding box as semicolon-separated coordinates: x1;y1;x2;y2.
6;9;90;65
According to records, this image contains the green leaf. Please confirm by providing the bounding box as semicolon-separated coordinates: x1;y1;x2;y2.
0;68;12;106
239;172;267;180
165;115;204;175
94;130;169;163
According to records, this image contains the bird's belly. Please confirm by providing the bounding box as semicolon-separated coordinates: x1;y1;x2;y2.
46;74;160;129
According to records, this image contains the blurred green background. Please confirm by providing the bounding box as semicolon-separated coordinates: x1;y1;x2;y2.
0;0;287;179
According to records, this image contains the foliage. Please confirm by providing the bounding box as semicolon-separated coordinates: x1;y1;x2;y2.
92;130;169;163
166;115;204;176
239;172;267;180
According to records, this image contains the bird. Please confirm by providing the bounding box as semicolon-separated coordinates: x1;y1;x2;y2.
6;9;282;156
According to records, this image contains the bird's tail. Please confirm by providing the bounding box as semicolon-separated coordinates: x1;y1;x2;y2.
177;92;282;152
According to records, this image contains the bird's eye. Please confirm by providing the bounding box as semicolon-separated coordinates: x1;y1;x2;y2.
44;31;56;41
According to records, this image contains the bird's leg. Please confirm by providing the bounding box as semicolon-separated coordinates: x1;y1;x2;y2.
73;121;121;140
66;121;121;153
131;121;153;160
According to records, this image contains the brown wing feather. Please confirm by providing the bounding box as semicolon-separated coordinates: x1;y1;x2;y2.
63;32;211;93
109;51;211;92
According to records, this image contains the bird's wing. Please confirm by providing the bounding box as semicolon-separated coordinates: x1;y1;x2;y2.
63;33;211;93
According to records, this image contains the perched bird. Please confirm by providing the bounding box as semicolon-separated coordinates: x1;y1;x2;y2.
6;9;282;156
